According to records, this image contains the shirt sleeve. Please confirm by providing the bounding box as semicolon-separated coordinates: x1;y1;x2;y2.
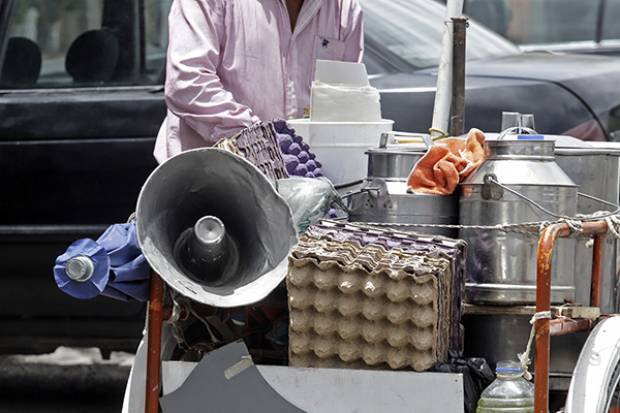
342;0;364;63
164;0;258;144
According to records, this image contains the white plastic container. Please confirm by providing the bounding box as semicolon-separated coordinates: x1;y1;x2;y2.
287;119;394;186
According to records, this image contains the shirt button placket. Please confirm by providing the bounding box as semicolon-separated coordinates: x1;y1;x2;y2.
285;52;297;119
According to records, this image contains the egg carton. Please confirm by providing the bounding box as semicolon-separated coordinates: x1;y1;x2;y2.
302;220;467;351
305;220;465;260
227;121;289;181
288;233;456;372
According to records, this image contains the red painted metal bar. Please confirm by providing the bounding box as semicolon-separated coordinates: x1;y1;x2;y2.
548;318;593;336
146;273;165;413
591;234;605;307
534;221;608;413
535;224;565;413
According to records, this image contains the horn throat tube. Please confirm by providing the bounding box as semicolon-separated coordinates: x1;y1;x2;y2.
174;215;239;285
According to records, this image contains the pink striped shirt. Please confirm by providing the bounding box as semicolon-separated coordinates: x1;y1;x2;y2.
154;0;364;163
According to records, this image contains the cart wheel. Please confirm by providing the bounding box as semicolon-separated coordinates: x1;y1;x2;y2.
565;316;620;413
605;362;620;413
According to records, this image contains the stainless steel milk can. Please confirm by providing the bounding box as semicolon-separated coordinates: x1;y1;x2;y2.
460;140;578;304
555;147;620;312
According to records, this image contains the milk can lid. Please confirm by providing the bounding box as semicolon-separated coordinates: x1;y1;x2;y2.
517;134;545;141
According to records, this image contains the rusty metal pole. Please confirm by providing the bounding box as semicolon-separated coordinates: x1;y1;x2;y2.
591;234;605;307
535;223;567;413
533;220;608;412
145;273;165;413
450;17;467;136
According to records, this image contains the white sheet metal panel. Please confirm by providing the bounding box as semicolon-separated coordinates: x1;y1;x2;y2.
162;361;464;413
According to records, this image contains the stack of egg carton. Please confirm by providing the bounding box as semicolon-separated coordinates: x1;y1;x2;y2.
287;220;466;372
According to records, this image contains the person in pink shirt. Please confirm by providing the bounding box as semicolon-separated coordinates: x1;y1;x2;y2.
154;0;364;163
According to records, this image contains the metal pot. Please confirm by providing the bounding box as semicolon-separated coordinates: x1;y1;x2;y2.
460;140;578;305
348;180;459;237
555;147;620;313
348;148;458;237
366;148;424;181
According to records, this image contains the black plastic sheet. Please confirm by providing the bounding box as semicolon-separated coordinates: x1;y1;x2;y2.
432;355;495;413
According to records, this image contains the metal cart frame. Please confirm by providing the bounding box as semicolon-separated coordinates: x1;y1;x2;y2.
535;220;610;413
141;219;614;413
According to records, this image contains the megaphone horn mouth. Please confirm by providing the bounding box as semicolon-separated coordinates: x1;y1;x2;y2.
136;148;298;307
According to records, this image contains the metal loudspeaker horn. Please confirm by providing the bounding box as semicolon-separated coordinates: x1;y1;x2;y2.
136;148;297;308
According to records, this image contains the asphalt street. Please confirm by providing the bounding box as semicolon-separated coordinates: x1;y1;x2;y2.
0;348;131;413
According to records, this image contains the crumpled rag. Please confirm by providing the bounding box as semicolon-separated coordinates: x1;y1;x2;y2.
408;128;487;195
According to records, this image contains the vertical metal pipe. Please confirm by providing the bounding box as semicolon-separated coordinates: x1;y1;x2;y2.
535;223;567;413
533;220;608;412
591;234;605;308
145;273;165;413
450;17;467;137
430;0;464;138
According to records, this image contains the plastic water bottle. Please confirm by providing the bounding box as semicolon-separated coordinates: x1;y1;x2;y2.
476;360;534;413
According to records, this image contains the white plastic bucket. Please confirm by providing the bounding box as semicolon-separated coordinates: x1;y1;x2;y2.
286;119;394;186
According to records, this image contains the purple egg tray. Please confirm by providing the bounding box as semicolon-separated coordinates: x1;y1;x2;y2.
274;120;324;179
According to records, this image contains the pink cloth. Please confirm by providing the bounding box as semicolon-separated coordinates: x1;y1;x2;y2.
154;0;364;163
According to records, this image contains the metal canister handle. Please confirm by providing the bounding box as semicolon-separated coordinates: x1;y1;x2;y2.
341;186;384;215
341;186;382;200
497;126;539;140
379;132;434;149
484;175;620;220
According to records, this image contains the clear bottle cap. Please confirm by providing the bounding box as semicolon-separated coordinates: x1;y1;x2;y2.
65;255;95;282
495;360;523;375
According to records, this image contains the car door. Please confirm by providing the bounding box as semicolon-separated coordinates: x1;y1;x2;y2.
0;0;171;354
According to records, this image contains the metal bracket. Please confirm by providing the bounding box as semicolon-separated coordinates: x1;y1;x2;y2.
378;131;434;148
481;174;504;200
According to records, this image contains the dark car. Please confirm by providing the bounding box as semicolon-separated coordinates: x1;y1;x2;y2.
0;0;166;354
1;0;620;355
361;0;620;141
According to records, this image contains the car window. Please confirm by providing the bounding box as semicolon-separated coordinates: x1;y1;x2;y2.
462;0;606;45
363;51;385;76
507;0;597;44
144;0;170;80
603;0;620;41
0;0;172;89
359;0;519;71
462;0;511;38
